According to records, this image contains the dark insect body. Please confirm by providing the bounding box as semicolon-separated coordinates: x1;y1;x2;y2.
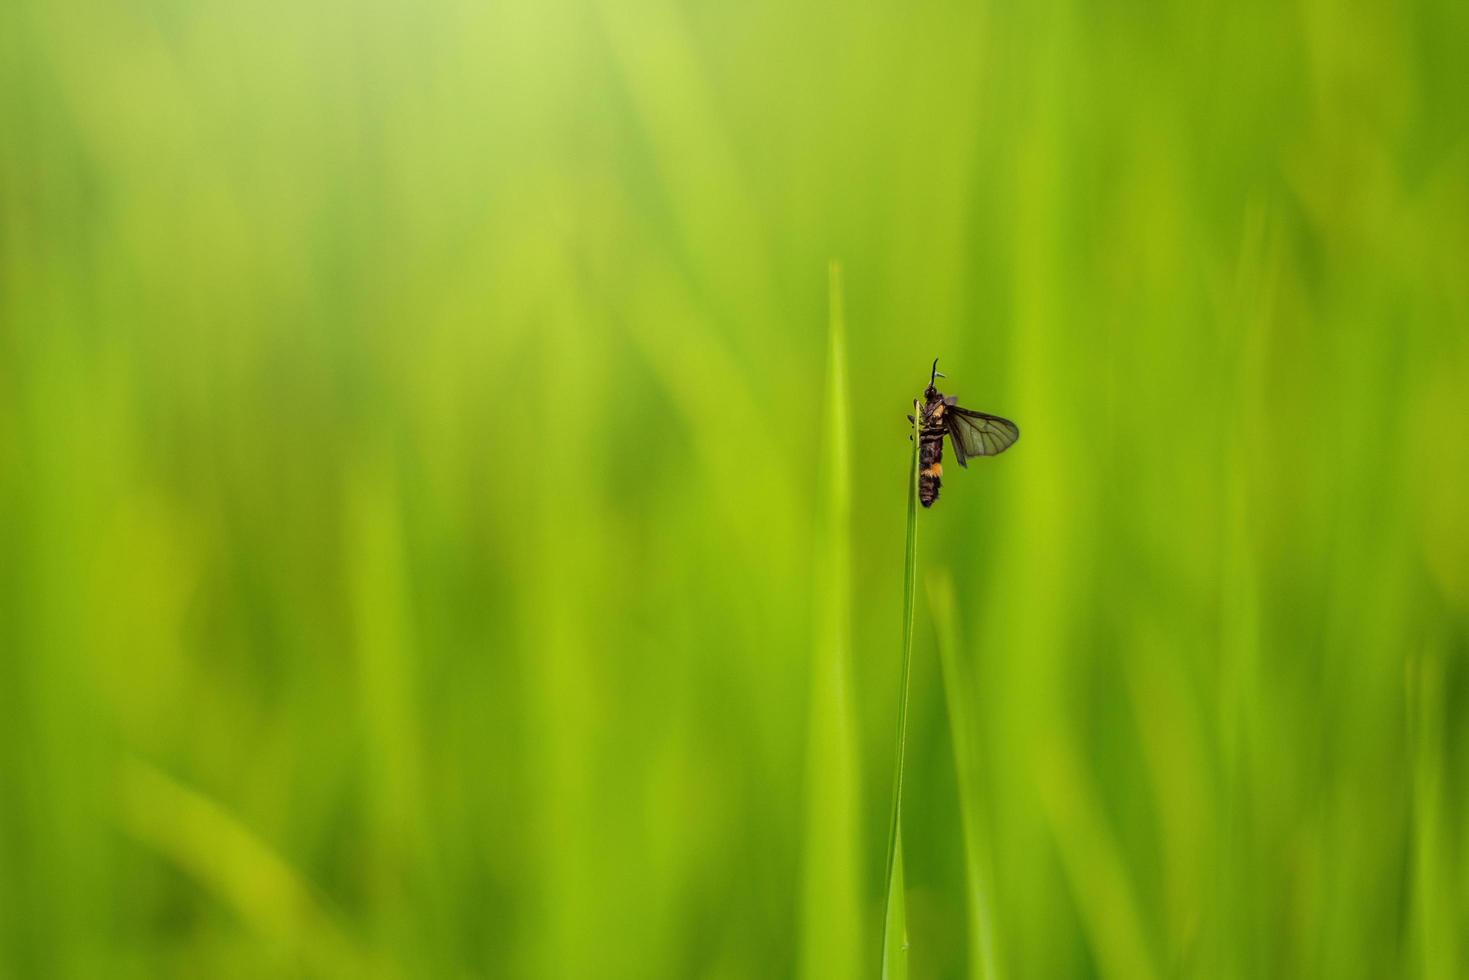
908;358;1020;508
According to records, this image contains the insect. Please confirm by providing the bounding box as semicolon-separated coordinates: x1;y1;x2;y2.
908;358;1020;507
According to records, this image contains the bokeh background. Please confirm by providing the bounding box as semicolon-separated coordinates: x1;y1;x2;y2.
2;0;1468;976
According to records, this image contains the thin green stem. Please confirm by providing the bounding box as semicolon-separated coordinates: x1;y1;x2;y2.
881;403;921;980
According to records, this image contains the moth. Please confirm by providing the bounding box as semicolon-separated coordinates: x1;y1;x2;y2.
908;358;1019;507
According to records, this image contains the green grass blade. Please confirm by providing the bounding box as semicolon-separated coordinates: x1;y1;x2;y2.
799;261;864;980
1034;734;1159;980
883;834;908;980
881;403;921;980
929;571;1001;980
1412;651;1457;980
115;757;372;978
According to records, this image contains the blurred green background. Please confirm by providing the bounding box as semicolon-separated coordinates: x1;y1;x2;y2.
2;0;1467;976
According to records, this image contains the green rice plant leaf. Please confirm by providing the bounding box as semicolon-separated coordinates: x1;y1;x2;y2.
881;403;920;980
115;757;372;979
799;261;864;980
882;834;908;980
929;571;1001;980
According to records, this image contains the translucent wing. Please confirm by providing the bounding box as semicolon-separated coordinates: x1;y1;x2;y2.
946;407;1020;467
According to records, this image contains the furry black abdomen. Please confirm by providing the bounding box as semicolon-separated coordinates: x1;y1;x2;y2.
919;426;944;508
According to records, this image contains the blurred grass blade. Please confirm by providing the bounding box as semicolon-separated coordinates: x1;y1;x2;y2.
929;571;1001;980
1411;651;1457;980
1035;735;1159;980
799;261;863;980
115;756;372;979
881;404;921;980
883;835;908;980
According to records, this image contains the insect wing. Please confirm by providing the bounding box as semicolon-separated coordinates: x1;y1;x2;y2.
946;407;1019;467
